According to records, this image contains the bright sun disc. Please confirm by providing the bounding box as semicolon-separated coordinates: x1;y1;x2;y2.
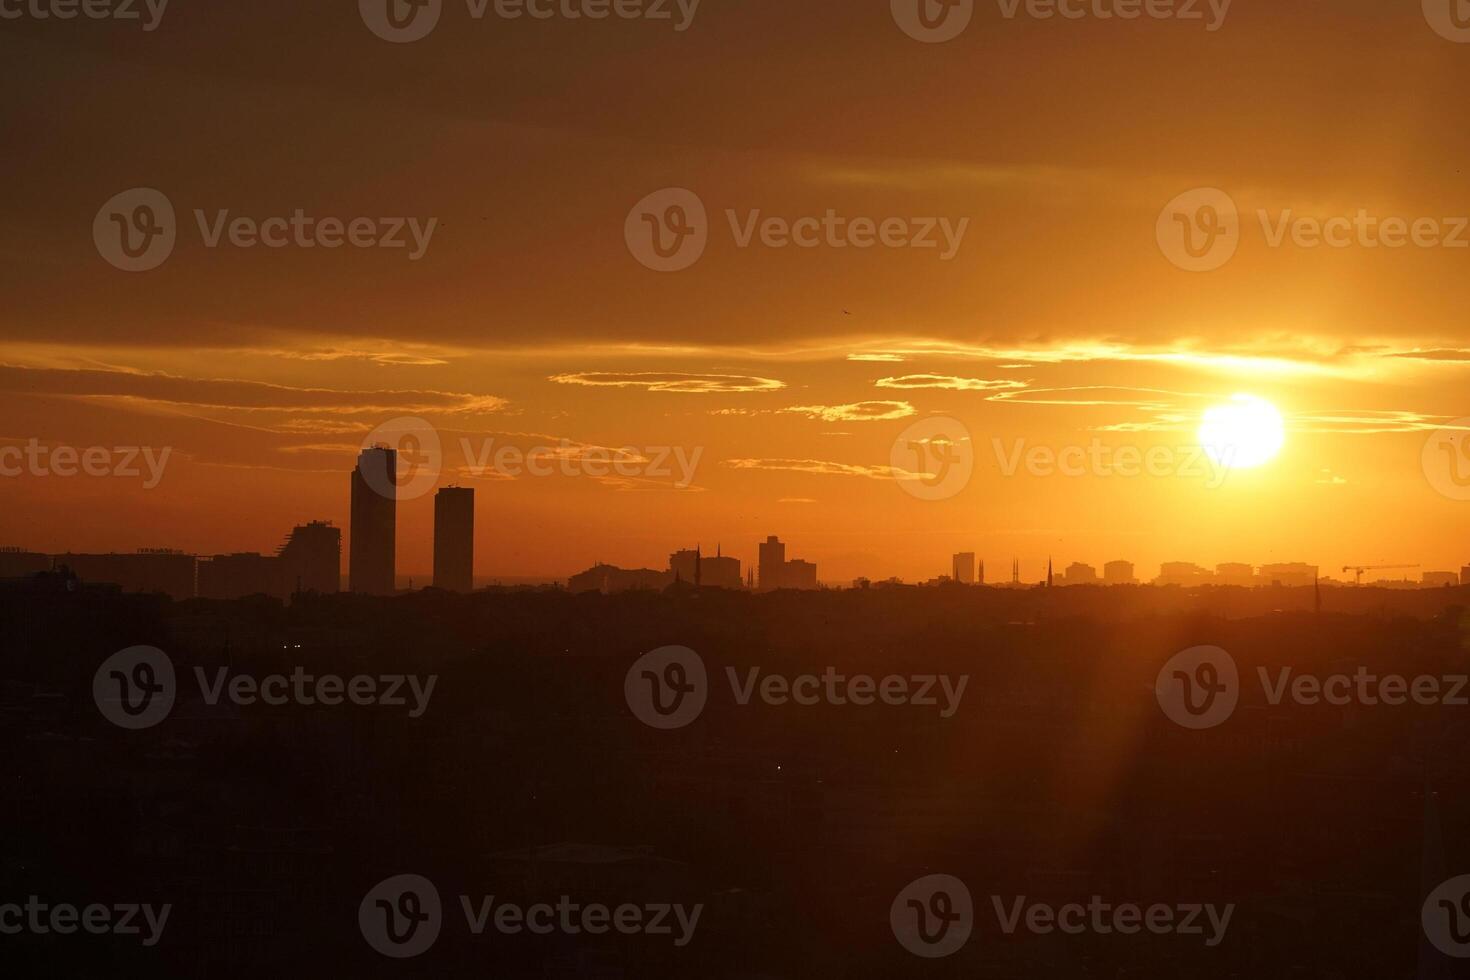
1198;394;1285;469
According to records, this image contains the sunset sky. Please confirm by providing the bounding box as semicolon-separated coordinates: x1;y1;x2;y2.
3;0;1470;583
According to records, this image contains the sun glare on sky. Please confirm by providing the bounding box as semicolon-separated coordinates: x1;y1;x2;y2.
1198;394;1286;470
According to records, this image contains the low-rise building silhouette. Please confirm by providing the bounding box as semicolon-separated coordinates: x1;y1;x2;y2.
758;536;818;590
1259;562;1318;587
568;563;670;594
198;552;283;599
1216;562;1256;587
1061;562;1098;586
279;521;340;595
53;548;196;600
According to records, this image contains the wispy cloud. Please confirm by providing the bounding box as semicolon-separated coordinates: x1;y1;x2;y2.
1385;348;1470;362
724;457;921;481
0;364;506;415
876;374;1029;392
550;372;785;393
781;401;916;422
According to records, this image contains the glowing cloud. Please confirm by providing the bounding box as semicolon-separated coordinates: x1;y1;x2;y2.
875;375;1029;392
549;372;786;393
781;401;917;422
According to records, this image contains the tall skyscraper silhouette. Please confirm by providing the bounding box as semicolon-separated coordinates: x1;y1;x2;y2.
759;535;786;591
350;447;396;595
434;485;474;593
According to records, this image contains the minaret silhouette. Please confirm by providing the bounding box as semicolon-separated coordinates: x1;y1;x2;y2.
1047;558;1053;589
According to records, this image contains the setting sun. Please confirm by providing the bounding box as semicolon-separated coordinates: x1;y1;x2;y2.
1198;395;1286;470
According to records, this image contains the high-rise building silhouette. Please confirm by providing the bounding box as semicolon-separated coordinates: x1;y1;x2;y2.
951;552;976;585
433;486;475;593
280;520;341;594
758;535;786;591
1103;560;1137;585
350;447;396;595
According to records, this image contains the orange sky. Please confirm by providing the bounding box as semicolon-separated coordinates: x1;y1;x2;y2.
3;1;1469;583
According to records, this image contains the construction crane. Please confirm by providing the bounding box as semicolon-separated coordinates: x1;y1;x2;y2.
1342;564;1419;586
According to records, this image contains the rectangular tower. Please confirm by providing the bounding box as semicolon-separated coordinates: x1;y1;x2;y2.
758;535;786;591
433;486;475;593
350;447;397;595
